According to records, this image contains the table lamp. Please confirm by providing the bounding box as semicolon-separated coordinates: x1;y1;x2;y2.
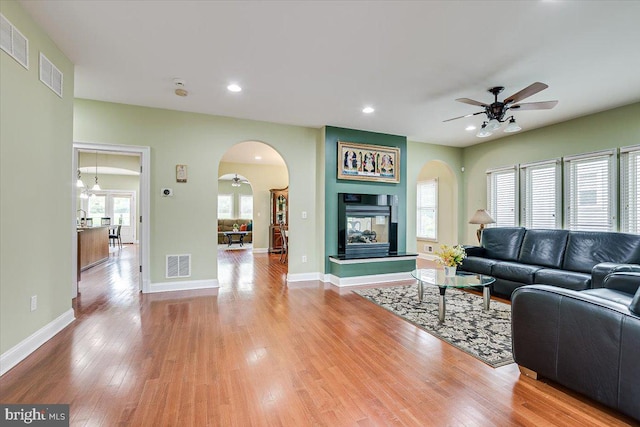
469;209;496;243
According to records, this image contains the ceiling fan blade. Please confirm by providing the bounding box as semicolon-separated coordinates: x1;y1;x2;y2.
511;100;558;111
504;82;548;104
455;98;488;107
443;111;484;122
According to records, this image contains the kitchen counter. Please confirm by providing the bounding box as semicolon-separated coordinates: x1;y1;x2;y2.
77;226;109;272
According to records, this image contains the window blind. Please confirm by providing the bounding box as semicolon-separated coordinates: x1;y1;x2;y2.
564;151;615;231
521;161;560;229
417;179;437;239
621;146;640;234
487;168;517;227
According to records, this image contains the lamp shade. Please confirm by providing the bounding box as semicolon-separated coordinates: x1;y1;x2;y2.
485;119;501;132
504;117;522;133
476;123;492;138
469;209;496;225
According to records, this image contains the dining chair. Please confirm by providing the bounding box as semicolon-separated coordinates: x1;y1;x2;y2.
109;225;122;248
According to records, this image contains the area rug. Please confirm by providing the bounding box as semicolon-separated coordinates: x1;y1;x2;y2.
353;285;514;368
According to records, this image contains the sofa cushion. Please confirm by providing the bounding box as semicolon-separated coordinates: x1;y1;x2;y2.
481;227;526;261
459;256;497;276
562;231;640;273
491;278;523;298
518;229;569;268
534;268;591;290
491;261;543;284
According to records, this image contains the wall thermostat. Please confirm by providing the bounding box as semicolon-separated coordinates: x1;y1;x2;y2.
161;188;173;197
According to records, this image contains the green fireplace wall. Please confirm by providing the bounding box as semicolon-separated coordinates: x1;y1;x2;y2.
324;126;408;272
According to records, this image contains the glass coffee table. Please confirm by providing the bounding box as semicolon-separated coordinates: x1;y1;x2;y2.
411;269;496;323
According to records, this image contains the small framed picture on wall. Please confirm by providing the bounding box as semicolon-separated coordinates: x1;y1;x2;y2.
176;164;187;183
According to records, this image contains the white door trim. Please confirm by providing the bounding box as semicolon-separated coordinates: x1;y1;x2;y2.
72;142;151;295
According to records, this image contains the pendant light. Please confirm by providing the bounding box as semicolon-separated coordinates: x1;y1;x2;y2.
76;169;85;188
91;151;101;191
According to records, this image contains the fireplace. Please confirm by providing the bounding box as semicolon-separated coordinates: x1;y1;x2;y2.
338;193;398;258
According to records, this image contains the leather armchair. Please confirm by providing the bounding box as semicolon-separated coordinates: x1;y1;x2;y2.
511;274;640;422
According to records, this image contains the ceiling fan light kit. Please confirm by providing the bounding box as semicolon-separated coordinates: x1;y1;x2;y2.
504;117;522;133
446;82;558;138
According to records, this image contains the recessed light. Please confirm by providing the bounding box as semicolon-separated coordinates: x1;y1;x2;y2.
362;106;375;114
465;125;476;131
254;156;262;160
227;84;242;92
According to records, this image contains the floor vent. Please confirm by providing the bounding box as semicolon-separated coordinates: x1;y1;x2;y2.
166;254;191;278
1;13;29;69
39;53;63;97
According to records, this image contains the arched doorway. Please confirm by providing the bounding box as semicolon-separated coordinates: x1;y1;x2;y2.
416;160;458;257
217;141;289;284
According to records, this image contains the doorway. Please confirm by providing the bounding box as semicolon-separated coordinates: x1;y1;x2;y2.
72;142;150;297
216;141;289;286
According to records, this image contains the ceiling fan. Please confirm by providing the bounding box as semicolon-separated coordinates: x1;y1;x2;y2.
231;174;249;187
444;82;558;137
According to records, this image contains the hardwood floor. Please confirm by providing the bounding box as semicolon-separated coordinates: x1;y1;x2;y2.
0;247;636;426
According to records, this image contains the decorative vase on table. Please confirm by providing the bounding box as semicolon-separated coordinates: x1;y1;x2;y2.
443;266;457;277
434;244;467;278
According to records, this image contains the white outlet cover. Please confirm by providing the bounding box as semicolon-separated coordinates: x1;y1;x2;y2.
161;188;173;197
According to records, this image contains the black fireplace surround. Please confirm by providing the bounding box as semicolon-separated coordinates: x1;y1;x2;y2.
338;193;398;258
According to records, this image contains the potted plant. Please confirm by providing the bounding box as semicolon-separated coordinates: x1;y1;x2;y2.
434;244;467;277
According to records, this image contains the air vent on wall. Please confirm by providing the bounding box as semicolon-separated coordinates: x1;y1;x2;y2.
0;13;29;69
39;52;63;97
166;254;191;278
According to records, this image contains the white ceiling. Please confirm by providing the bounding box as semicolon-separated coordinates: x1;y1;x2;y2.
19;1;640;147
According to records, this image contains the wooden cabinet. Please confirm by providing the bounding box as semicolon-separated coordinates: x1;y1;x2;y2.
269;187;288;253
78;226;109;271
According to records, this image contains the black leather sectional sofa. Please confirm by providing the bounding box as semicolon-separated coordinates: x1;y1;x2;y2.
511;271;640;422
462;227;640;421
459;227;640;298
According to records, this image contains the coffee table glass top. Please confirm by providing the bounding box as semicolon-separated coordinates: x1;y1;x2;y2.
411;268;496;323
411;268;495;288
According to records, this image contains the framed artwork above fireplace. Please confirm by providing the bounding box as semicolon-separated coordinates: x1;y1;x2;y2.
337;141;400;183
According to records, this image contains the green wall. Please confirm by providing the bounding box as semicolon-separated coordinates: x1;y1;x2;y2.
0;0;75;353
324;126;408;272
461;102;640;243
74;99;321;283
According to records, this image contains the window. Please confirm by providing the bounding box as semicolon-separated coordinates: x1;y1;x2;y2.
487;167;518;227
87;194;106;225
521;160;561;229
621;145;640;234
240;195;253;219
564;150;616;231
217;194;233;219
417;179;437;240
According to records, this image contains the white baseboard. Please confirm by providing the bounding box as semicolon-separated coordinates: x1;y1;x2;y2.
324;272;413;287
1;309;75;376
252;247;269;253
148;279;219;293
286;272;323;283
